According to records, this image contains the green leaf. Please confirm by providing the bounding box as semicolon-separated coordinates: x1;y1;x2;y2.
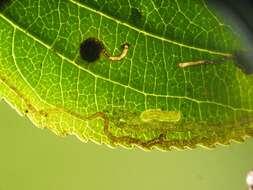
0;0;252;150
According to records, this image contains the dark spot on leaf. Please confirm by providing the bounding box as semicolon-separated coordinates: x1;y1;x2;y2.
25;109;29;114
234;51;253;74
0;0;11;10
80;38;104;63
130;8;143;25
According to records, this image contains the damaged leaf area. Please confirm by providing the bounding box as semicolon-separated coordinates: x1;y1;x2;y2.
0;0;253;151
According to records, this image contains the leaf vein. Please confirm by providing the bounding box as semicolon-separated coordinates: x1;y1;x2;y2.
1;13;252;113
68;0;231;57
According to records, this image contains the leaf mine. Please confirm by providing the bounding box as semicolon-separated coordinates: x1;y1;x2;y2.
140;109;181;123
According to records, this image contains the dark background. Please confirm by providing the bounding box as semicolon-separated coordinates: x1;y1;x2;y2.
209;0;253;33
208;0;253;74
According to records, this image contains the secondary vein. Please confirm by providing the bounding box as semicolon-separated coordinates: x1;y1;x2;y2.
0;13;251;113
68;0;232;57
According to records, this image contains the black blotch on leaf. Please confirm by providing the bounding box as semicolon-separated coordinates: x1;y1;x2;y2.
234;51;253;74
130;8;143;25
80;38;104;63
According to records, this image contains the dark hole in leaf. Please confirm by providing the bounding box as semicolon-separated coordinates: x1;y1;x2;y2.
234;51;253;74
80;38;104;63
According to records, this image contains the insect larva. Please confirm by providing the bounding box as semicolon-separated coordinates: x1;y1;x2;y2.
178;60;208;68
104;43;129;61
178;54;234;68
140;109;181;123
80;37;129;63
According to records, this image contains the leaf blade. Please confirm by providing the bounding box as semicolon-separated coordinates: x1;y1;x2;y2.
0;0;253;150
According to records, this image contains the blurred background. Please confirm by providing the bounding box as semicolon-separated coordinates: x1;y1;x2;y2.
208;0;253;74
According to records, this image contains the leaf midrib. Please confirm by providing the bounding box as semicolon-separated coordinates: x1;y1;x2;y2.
0;12;252;113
